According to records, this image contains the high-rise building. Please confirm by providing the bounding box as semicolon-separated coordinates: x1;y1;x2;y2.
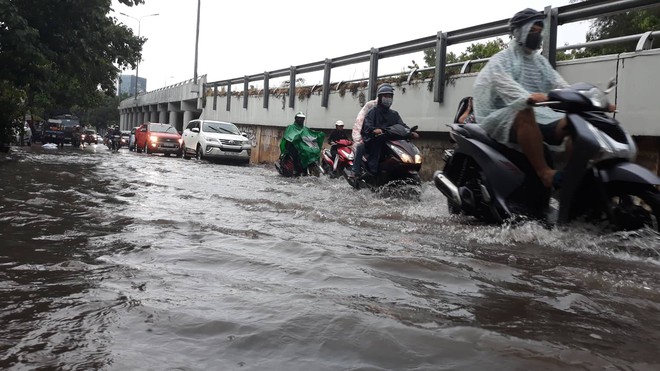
117;74;147;96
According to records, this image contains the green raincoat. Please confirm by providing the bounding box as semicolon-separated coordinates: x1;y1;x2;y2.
279;123;325;168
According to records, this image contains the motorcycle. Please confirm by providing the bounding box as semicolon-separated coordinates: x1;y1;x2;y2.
321;138;354;178
345;124;423;196
434;81;660;231
275;153;322;177
109;134;122;153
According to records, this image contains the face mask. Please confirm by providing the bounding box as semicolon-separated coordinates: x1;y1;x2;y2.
381;97;393;108
524;31;542;50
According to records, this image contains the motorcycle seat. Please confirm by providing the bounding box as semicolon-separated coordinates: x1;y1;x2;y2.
461;124;500;148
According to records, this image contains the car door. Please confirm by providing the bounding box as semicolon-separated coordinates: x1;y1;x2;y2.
184;120;199;153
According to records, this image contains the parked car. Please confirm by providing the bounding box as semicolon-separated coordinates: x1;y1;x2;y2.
181;119;252;164
128;126;139;151
135;122;182;156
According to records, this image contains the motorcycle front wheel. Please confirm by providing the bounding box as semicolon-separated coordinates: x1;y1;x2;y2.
605;182;660;232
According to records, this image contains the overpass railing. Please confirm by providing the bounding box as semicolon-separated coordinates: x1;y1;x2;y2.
204;0;657;110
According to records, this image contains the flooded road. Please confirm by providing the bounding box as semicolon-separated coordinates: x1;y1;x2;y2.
1;145;659;370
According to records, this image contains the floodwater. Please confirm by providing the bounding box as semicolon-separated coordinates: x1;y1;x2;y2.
1;144;659;370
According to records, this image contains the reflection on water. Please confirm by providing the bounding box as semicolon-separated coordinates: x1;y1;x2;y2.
1;145;659;370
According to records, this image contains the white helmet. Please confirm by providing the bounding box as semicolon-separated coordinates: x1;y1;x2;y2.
295;112;306;119
335;120;344;127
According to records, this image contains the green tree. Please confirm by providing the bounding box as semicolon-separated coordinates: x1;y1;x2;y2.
562;0;660;58
422;38;507;73
0;0;145;145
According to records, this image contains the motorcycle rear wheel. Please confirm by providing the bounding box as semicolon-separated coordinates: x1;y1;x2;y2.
605;183;660;232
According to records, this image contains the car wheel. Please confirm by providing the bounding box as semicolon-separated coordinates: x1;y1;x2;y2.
136;143;142;153
196;145;203;160
182;144;191;159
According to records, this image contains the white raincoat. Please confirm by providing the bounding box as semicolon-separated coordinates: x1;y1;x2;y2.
351;99;378;150
473;20;569;144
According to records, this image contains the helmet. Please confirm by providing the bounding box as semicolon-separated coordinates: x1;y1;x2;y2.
335;120;344;127
294;112;306;119
509;8;545;31
376;83;395;97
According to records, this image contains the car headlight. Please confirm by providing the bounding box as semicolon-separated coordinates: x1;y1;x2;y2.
178;138;183;144
241;141;251;148
204;136;218;143
150;135;158;142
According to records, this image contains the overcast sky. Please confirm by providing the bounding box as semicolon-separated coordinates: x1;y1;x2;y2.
110;0;592;91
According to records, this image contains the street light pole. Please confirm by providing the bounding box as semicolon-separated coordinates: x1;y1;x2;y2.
194;0;201;84
120;12;159;98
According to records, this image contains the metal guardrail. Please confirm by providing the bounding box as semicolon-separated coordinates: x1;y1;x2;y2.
204;0;658;110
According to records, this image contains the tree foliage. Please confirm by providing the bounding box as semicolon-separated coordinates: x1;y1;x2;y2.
558;0;659;60
0;0;145;143
422;38;507;73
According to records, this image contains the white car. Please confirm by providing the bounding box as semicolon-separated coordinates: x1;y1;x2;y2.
181;119;252;164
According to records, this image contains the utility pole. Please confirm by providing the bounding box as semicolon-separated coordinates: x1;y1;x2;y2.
194;0;201;85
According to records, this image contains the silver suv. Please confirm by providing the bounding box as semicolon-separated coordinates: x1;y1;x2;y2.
181;120;252;164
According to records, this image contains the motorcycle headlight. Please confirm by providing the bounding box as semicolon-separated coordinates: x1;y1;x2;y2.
150;135;158;142
387;143;413;163
178;138;183;144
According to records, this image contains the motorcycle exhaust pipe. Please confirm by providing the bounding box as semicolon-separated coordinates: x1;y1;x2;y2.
433;171;461;207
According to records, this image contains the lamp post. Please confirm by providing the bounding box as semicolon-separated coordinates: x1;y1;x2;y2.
194;0;201;85
120;12;159;98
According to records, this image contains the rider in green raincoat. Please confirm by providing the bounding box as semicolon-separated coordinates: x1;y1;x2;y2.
279;112;325;174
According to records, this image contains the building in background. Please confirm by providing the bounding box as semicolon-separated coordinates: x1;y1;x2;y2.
117;74;147;96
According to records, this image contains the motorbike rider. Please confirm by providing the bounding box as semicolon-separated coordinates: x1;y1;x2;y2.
72;125;82;146
279;112;324;176
360;83;418;176
327;120;349;164
473;8;572;189
346;98;378;179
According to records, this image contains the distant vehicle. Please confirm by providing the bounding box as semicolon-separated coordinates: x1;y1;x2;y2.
181;119;252;164
135;122;182;156
45;114;81;145
82;129;98;145
121;130;130;148
42;120;65;147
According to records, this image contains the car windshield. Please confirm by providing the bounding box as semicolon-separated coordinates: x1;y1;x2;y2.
150;124;177;134
84;130;95;135
203;122;240;135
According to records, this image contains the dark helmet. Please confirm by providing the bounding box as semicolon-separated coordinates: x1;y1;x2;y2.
376;83;395;97
509;8;545;31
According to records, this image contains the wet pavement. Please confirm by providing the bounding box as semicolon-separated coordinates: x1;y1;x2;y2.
1;144;659;370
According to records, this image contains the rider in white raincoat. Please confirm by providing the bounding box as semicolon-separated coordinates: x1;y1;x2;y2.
473;10;569;145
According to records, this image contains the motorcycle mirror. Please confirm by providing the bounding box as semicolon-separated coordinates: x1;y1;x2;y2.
410;125;418;132
605;77;617;94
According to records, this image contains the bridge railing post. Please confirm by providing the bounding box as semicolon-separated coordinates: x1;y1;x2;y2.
368;48;379;101
263;71;270;109
433;32;447;104
289;66;296;109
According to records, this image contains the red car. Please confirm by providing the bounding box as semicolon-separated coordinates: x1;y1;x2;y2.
135;122;183;156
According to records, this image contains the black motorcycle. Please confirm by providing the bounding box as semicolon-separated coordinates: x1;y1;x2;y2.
109;134;122;153
346;124;423;197
434;81;660;231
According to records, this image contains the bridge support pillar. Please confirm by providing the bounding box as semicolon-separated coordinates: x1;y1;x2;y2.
158;103;168;124
183;110;195;130
169;111;179;131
